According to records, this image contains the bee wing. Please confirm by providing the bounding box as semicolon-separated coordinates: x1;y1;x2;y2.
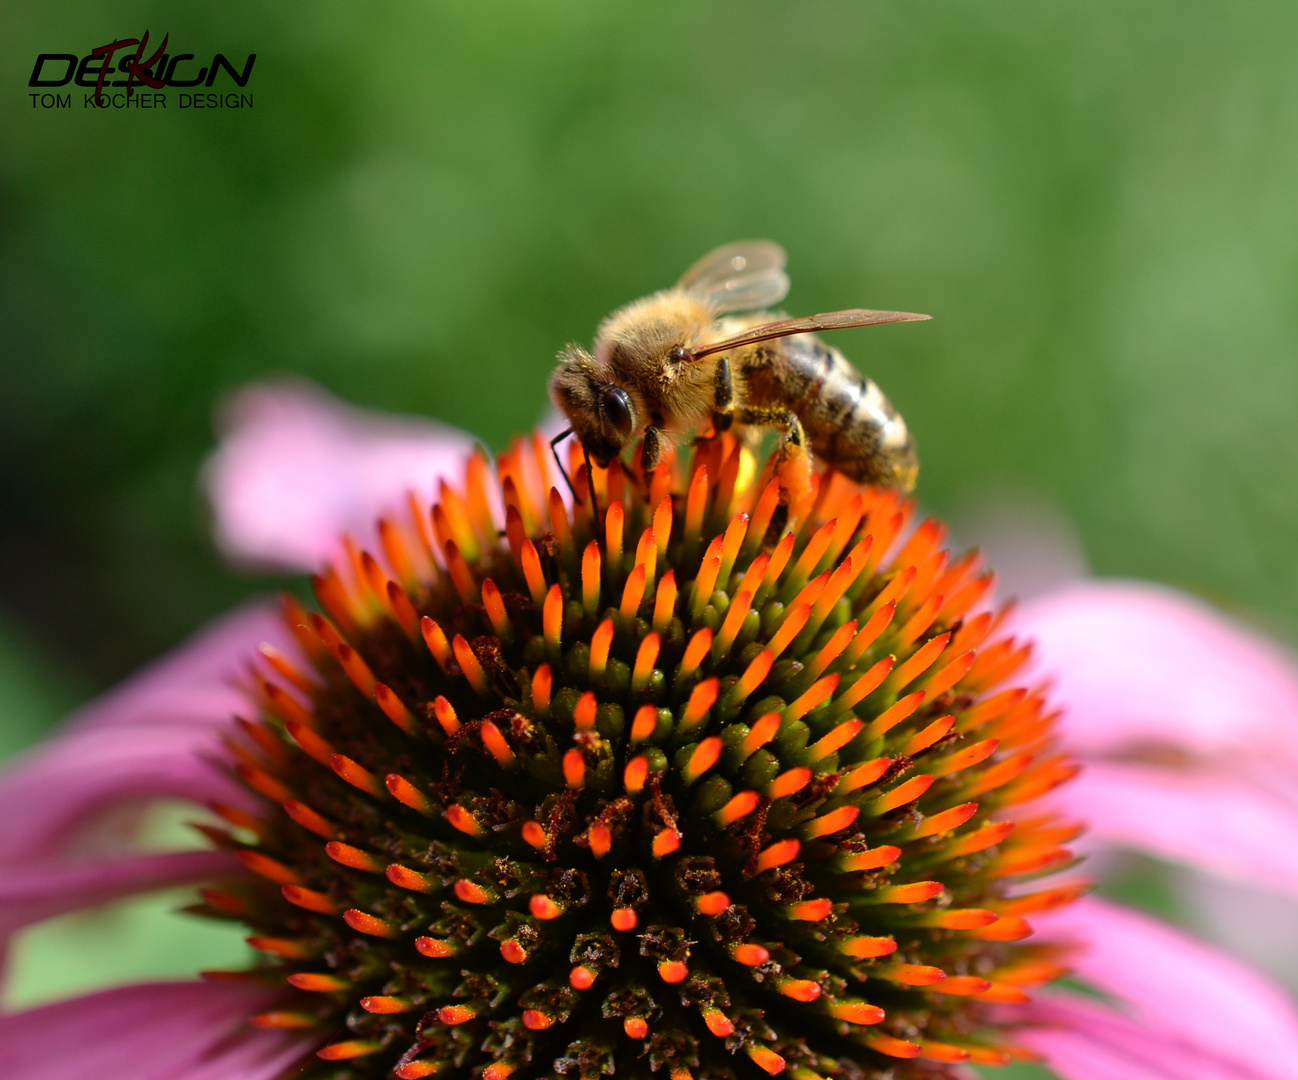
691;308;931;358
676;240;791;314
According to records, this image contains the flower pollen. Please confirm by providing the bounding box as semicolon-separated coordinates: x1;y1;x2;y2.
213;433;1081;1079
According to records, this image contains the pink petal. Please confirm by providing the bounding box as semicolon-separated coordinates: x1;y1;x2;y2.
1022;993;1283;1080
63;603;292;735
1032;897;1298;1077
1015;580;1298;759
0;981;312;1080
0;604;295;864
0;850;237;940
0;724;255;863
205;378;474;570
1053;762;1298;896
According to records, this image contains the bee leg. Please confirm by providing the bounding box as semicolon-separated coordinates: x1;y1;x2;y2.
549;427;581;503
641;426;662;472
734;406;813;504
712;357;735;432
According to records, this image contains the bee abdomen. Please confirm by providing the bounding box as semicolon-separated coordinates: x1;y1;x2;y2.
741;335;918;490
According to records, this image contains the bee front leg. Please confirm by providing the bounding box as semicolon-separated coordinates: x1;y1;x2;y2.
641;426;662;472
711;356;734;432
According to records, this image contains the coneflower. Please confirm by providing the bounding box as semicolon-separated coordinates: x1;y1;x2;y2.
209;430;1080;1080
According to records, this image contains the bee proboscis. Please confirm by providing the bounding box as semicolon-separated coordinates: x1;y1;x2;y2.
549;241;927;502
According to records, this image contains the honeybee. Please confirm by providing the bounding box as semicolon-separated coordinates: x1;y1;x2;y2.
549;241;928;497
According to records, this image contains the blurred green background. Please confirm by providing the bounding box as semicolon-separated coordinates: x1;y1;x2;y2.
4;1;1298;1072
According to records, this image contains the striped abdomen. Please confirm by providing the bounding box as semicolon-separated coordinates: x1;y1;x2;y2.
740;334;918;490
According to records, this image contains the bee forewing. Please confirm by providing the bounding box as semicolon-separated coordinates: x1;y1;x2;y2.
676;240;790;314
691;308;931;358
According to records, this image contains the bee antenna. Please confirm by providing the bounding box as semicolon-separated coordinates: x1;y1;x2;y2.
581;440;602;522
549;427;602;520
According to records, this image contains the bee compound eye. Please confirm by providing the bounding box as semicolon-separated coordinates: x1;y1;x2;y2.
600;386;634;434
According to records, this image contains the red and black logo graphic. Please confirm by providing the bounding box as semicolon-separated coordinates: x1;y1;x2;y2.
29;32;255;110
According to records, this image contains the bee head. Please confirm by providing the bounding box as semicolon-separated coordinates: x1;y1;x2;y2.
548;345;639;467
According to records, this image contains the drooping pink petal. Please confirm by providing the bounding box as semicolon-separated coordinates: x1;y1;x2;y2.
1022;993;1284;1080
1015;580;1298;759
0;981;312;1080
0;604;295;864
0;850;238;940
64;604;293;735
1031;897;1298;1079
1053;762;1298;896
205;378;475;570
